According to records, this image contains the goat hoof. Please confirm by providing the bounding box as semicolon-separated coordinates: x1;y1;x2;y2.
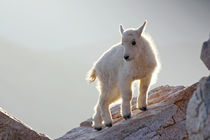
105;123;112;127
94;127;102;131
139;106;147;111
123;113;131;120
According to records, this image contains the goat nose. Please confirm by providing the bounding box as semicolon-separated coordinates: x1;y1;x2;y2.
203;41;208;48
124;55;129;60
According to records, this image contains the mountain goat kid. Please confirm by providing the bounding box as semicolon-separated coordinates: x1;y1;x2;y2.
87;21;160;130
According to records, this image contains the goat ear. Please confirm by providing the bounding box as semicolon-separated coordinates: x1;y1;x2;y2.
119;24;124;35
137;20;147;37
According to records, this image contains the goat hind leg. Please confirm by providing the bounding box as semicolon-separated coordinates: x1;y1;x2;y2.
92;102;103;130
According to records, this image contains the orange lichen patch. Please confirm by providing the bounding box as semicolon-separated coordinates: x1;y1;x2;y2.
112;112;122;119
113;117;124;124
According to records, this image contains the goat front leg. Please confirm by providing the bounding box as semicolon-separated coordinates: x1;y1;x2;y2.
137;75;152;111
119;80;132;120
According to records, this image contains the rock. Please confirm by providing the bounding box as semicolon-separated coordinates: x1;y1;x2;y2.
57;83;198;140
0;107;51;140
201;37;210;70
186;76;210;140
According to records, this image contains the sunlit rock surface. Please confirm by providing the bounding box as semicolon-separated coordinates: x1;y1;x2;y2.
0;108;50;140
186;77;210;140
201;37;210;70
186;36;210;140
57;83;198;140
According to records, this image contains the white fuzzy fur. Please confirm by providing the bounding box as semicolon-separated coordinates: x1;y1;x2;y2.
87;21;160;129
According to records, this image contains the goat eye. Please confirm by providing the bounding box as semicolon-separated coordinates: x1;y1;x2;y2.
131;40;136;46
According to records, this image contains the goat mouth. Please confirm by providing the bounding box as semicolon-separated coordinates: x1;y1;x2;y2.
124;58;132;62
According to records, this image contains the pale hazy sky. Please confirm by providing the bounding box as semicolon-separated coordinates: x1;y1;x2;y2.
0;0;209;139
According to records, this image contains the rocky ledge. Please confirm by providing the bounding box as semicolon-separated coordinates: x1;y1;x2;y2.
0;107;50;140
57;83;198;140
186;76;210;140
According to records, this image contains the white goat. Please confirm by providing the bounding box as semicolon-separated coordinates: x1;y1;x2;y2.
87;21;160;130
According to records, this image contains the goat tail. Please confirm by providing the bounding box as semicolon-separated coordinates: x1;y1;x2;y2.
86;67;97;83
